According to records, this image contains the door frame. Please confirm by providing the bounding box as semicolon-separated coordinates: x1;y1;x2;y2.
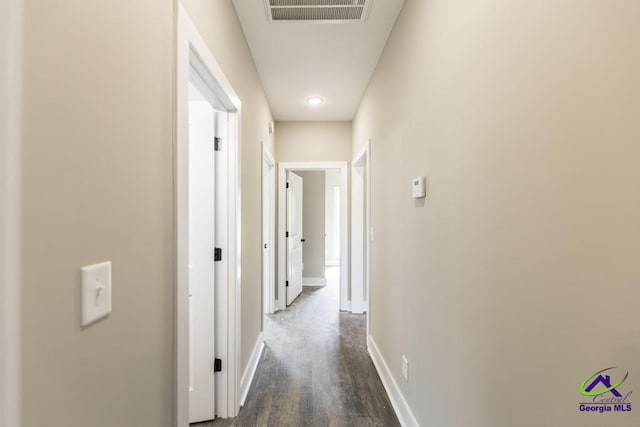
277;162;349;311
262;144;276;315
176;5;242;425
0;0;22;425
351;142;371;323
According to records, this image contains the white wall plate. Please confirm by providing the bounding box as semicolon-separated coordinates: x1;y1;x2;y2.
81;261;112;327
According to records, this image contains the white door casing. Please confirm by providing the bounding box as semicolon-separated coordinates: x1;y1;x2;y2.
188;94;216;423
262;145;276;314
177;6;242;425
276;162;349;312
351;141;371;317
351;164;365;314
286;171;304;305
0;0;22;424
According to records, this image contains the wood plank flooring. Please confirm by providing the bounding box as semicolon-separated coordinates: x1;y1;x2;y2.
194;267;399;426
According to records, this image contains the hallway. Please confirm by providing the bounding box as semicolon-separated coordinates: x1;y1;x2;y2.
9;1;640;426
204;268;399;426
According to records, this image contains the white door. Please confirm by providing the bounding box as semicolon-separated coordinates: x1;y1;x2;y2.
188;84;216;423
286;171;304;305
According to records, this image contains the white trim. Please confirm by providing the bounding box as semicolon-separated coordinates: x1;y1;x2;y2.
0;0;22;425
262;144;276;315
351;140;371;321
277;162;349;312
302;277;327;286
239;332;265;407
351;158;364;314
353;143;369;166
176;6;242;425
368;336;419;427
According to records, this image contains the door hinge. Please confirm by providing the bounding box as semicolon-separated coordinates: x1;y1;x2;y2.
286;280;289;287
214;358;222;373
214;247;222;262
214;137;222;151
286;231;289;238
286;182;289;189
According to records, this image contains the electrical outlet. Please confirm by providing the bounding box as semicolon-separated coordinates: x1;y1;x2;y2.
402;355;409;381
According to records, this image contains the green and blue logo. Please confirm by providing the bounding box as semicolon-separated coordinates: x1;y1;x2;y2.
579;367;632;414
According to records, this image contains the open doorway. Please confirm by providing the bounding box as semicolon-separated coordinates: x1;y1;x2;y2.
285;169;334;304
176;6;241;426
276;162;350;312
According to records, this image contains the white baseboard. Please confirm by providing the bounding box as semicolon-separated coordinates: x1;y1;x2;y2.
239;332;264;406
367;336;419;427
303;277;326;286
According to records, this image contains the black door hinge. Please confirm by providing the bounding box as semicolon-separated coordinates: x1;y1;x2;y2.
286;280;289;287
214;247;222;261
286;182;289;189
214;358;222;373
214;137;222;151
286;231;289;238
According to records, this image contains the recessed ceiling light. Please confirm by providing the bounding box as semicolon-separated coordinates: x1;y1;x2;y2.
306;97;323;106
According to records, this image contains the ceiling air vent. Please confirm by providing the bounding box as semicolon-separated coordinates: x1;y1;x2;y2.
266;0;373;23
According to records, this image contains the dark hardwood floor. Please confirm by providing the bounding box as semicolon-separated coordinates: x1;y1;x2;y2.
194;267;399;427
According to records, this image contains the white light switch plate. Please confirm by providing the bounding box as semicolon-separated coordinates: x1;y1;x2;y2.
81;261;112;327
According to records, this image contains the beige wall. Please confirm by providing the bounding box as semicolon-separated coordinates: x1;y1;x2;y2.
276;121;351;162
181;0;275;372
354;0;640;426
22;1;273;426
297;171;325;279
22;1;175;426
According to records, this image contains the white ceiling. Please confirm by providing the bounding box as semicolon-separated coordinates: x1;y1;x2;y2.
232;0;405;121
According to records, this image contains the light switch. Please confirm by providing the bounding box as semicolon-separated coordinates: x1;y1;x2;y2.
81;261;112;327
